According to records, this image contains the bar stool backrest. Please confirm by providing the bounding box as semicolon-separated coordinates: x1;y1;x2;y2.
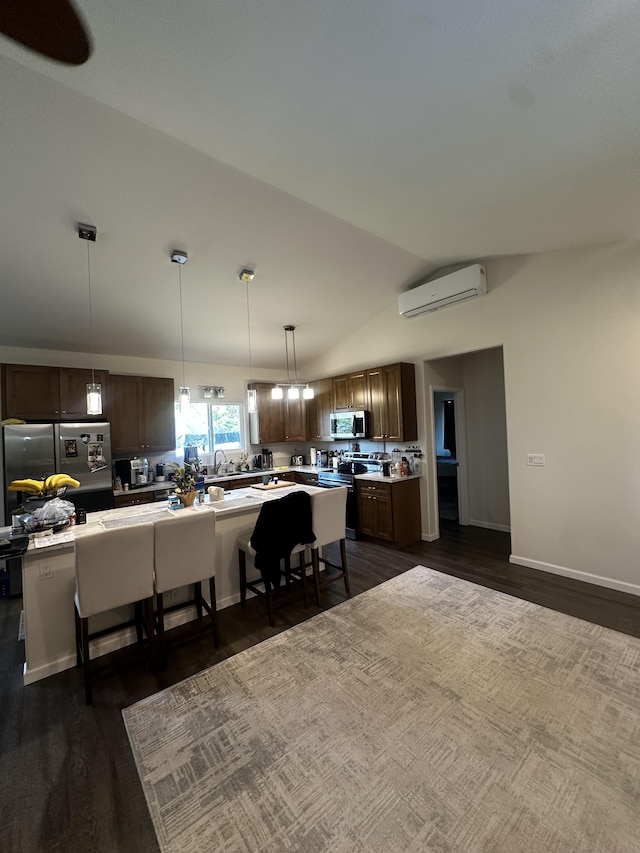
153;510;216;594
75;523;155;618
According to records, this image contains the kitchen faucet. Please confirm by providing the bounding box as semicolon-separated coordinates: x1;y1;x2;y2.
213;449;227;475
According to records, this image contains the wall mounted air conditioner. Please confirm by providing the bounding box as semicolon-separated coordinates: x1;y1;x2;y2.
398;263;487;317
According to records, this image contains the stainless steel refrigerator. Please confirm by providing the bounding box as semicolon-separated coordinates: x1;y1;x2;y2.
2;422;115;524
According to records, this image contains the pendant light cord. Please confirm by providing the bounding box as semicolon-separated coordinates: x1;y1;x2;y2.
179;263;186;388
284;327;291;385
291;327;299;385
246;281;253;384
86;240;95;385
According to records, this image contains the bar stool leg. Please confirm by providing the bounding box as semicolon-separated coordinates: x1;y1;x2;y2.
239;550;247;606
341;539;351;597
209;576;220;647
195;581;204;620
80;615;92;705
156;590;167;667
299;552;309;608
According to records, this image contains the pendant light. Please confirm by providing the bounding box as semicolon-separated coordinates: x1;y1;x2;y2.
241;270;257;414
272;325;314;401
78;223;102;415
171;249;190;414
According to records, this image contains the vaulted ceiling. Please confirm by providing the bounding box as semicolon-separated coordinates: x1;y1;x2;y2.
1;0;638;369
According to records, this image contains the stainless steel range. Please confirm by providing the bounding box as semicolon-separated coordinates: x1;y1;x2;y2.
317;452;388;539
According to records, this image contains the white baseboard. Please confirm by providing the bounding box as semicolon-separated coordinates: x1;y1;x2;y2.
422;532;439;542
509;554;640;597
470;519;511;533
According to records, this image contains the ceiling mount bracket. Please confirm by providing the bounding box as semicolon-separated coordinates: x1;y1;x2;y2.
78;223;97;242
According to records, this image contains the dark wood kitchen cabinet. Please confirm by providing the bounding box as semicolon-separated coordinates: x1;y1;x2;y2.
331;370;368;411
367;362;417;442
109;374;175;454
249;382;307;443
284;395;307;441
306;377;332;440
1;363;109;421
357;478;421;548
250;383;285;443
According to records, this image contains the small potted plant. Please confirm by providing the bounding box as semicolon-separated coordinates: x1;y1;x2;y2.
169;461;199;506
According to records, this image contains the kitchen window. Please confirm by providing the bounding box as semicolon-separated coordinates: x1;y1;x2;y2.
175;401;244;455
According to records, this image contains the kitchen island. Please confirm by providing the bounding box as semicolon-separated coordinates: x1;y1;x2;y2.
20;483;329;685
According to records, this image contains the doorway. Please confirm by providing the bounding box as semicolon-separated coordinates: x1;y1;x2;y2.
423;346;510;542
434;392;459;522
431;387;469;527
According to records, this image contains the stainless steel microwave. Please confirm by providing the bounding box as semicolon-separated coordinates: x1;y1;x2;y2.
330;411;369;439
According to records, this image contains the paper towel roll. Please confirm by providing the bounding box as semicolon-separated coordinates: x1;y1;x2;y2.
310;447;317;465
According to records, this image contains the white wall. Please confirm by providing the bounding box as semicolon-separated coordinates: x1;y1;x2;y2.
307;241;640;595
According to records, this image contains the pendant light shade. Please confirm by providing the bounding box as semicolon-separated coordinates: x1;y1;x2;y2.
271;385;284;400
172;249;190;412
86;383;102;415
78;223;102;416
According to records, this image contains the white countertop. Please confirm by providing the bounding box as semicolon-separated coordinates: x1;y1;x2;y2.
113;465;421;497
28;482;332;551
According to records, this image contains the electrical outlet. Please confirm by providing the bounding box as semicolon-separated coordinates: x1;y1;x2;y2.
527;454;546;467
38;562;53;580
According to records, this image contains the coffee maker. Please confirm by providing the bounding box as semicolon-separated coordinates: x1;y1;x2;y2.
114;458;145;488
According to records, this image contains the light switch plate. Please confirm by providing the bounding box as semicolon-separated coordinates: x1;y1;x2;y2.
527;454;546;466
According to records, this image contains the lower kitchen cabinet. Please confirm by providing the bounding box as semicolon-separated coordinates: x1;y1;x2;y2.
356;478;421;548
114;490;154;508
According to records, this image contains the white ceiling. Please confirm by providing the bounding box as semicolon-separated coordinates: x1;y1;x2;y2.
0;0;638;369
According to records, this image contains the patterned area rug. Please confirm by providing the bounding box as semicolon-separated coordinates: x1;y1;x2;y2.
123;566;640;853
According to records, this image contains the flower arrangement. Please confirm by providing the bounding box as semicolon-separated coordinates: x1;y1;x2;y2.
169;461;199;494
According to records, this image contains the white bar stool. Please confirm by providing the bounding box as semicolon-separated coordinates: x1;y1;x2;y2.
153;509;219;665
309;488;351;603
74;523;156;705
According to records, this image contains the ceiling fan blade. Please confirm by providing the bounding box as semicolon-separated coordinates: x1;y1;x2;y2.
0;0;92;65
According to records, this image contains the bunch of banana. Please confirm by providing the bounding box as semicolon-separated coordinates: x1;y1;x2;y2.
8;478;46;493
44;473;81;490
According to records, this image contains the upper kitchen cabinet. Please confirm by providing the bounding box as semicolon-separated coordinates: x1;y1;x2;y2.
110;374;175;454
250;383;285;444
59;368;110;420
284;394;307;441
306;377;332;441
1;364;109;421
249;382;307;444
332;370;368;411
367;362;418;442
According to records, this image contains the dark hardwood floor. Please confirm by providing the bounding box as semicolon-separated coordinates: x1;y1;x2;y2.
1;525;639;852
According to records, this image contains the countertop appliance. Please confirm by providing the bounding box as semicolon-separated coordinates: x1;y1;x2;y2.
2;422;115;524
330;411;369;440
